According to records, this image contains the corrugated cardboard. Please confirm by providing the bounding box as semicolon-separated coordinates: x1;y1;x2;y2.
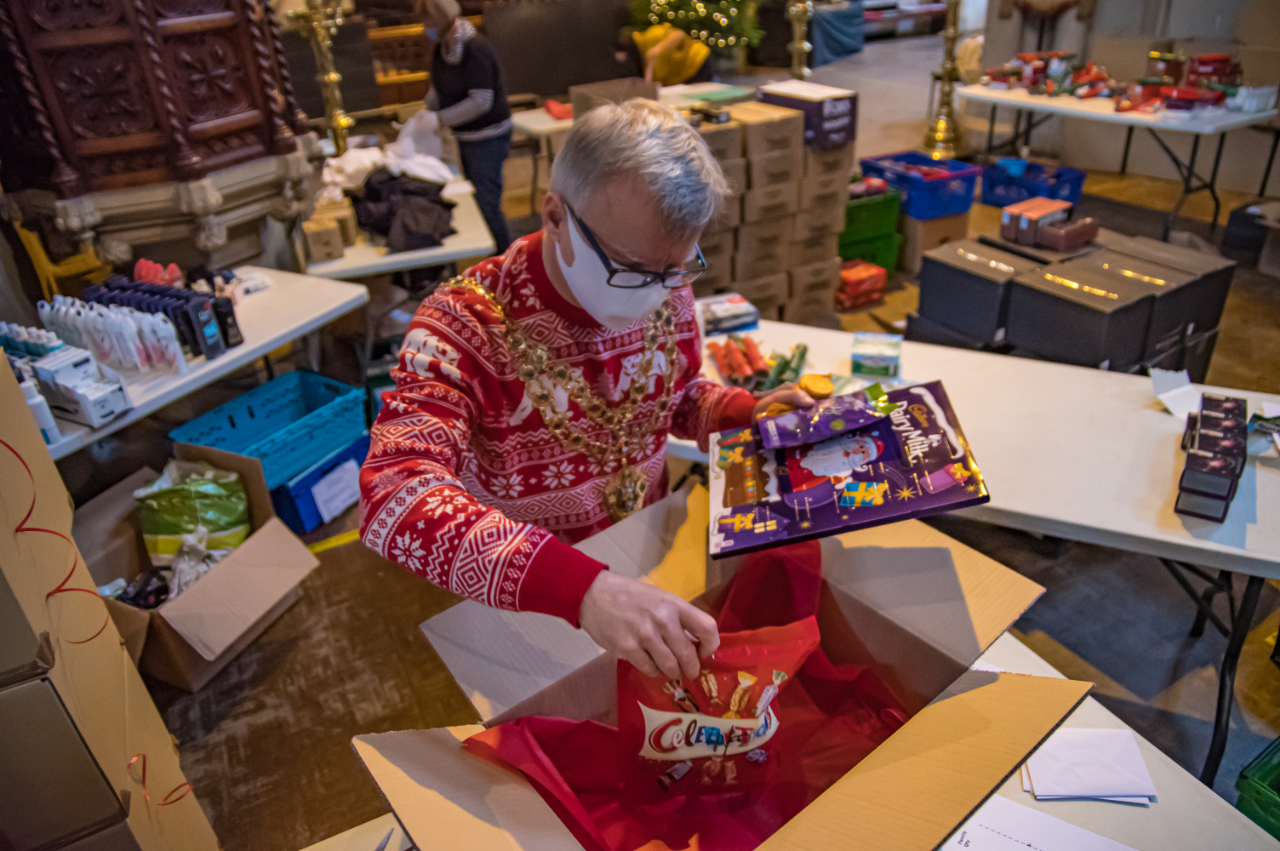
0;368;219;850
791;231;840;267
355;488;1089;851
789;257;843;300
706;195;742;233
727;101;805;159
805;143;856;179
734;273;791;303
737;216;794;260
1241;45;1280;88
744;183;800;222
720;157;747;196
900;210;971;275
698;120;743;161
734;249;790;280
748;148;805;189
800;172;850;208
793;200;847;240
72;441;318;691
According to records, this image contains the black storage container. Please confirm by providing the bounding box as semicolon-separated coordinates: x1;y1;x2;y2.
1094;234;1236;339
1005;266;1154;368
905;311;994;350
917;239;1040;345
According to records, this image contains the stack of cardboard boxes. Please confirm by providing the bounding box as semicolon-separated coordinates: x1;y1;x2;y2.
694;90;857;328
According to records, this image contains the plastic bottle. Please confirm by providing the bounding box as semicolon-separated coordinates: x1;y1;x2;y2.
21;380;61;446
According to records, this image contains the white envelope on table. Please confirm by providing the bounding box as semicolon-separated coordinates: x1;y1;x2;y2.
1026;728;1157;800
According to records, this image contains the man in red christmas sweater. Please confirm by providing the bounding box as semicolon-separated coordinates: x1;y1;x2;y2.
360;100;812;681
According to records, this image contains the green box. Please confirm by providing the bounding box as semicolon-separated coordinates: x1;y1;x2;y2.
842;190;901;241
838;232;901;271
1237;736;1280;840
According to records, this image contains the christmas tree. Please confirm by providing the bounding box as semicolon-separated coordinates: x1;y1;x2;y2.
630;0;763;57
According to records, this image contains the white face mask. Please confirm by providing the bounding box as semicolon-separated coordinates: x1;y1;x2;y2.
555;213;669;332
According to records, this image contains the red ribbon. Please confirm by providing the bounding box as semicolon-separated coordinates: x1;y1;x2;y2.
127;754;193;807
1;437;109;644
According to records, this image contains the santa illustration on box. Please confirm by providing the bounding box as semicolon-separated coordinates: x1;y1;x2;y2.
788;432;884;493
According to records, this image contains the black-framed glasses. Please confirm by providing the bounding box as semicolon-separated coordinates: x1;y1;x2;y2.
566;204;706;289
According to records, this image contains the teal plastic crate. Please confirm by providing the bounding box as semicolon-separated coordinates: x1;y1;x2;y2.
1237;736;1280;840
839;232;902;271
169;371;364;490
843;190;901;241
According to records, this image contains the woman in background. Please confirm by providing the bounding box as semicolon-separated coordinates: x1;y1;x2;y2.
418;0;512;253
632;23;713;86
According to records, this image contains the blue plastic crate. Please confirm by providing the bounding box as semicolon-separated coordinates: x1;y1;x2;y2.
169;371;365;490
271;433;371;534
980;161;1086;207
859;151;981;219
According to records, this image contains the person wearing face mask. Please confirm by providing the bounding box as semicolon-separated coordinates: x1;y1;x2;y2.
417;0;512;252
360;100;812;682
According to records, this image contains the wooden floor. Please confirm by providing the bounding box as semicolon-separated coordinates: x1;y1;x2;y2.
1083;171;1267;225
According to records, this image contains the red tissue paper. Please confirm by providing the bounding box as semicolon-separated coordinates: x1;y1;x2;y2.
462;541;908;851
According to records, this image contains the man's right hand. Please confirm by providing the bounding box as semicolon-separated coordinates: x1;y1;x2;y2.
579;571;720;680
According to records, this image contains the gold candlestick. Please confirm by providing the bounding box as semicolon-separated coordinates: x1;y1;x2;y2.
921;0;971;160
289;0;355;155
788;2;813;80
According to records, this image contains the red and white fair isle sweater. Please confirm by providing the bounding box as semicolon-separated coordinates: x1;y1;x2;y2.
359;231;754;624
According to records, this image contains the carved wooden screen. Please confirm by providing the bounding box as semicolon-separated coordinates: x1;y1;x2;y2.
0;0;311;198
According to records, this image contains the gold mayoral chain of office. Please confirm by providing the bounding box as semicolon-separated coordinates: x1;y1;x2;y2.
446;276;680;521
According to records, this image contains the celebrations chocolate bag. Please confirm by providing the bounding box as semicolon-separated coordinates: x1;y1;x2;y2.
617;616;821;794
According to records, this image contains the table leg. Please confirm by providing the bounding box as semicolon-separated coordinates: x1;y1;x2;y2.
1206;133;1225;233
1164;133;1201;240
1262;129;1280;198
1202;574;1264;787
1120;126;1134;175
985;104;996;164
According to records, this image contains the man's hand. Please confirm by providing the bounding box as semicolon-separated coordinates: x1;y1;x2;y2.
579;571;720;679
752;382;815;419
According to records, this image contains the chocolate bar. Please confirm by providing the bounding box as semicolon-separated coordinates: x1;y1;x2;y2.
1196;429;1247;460
1036;217;1099;252
756;389;895;450
1198;409;1247;437
1179;450;1238;499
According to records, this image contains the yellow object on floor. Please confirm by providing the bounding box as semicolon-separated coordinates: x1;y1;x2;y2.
308;528;361;554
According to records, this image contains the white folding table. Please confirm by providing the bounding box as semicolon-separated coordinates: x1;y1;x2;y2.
45;267;369;460
955;85;1278;238
674;320;1280;786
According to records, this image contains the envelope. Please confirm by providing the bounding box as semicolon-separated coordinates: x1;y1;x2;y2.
1025;728;1157;799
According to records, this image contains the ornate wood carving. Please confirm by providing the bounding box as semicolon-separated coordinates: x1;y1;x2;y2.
53;48;157;138
0;0;307;197
28;0;124;31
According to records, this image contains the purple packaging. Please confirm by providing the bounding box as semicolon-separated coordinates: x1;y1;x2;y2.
1181;412;1199;451
758;81;857;150
710;380;989;557
1179;450;1238;499
1196;429;1246;460
1198;409;1247;437
756;390;894;450
1201;393;1247;416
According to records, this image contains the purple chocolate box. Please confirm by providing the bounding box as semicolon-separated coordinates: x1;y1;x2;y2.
759;81;857;150
709;380;989;557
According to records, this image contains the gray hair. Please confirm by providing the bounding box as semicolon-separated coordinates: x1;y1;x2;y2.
550;99;728;236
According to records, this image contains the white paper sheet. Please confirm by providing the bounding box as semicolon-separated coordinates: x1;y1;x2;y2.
1026;728;1157;799
946;795;1138;851
311;459;361;524
1150;369;1199;420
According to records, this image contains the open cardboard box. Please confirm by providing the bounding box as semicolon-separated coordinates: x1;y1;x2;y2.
72;444;318;692
353;486;1091;850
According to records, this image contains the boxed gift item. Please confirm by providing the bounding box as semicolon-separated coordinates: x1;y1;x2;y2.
727;102;805;159
709;382;989;557
354;487;1089;851
759;80;857;150
1005;266;1154;368
917;239;1039;346
748;149;805;189
805;143;856;179
72;445;318;691
699;120;744;161
899;210;970;275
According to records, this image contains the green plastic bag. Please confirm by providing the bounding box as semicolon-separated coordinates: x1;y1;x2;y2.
133;460;250;567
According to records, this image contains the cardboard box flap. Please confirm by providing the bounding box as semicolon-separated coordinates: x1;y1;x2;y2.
422;487;711;721
758;673;1092;851
158;518;317;660
71;466;158;586
353;727;581;851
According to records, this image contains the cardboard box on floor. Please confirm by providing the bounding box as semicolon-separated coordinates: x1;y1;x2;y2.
353;487;1091;851
72;443;318;692
0;368;219;850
